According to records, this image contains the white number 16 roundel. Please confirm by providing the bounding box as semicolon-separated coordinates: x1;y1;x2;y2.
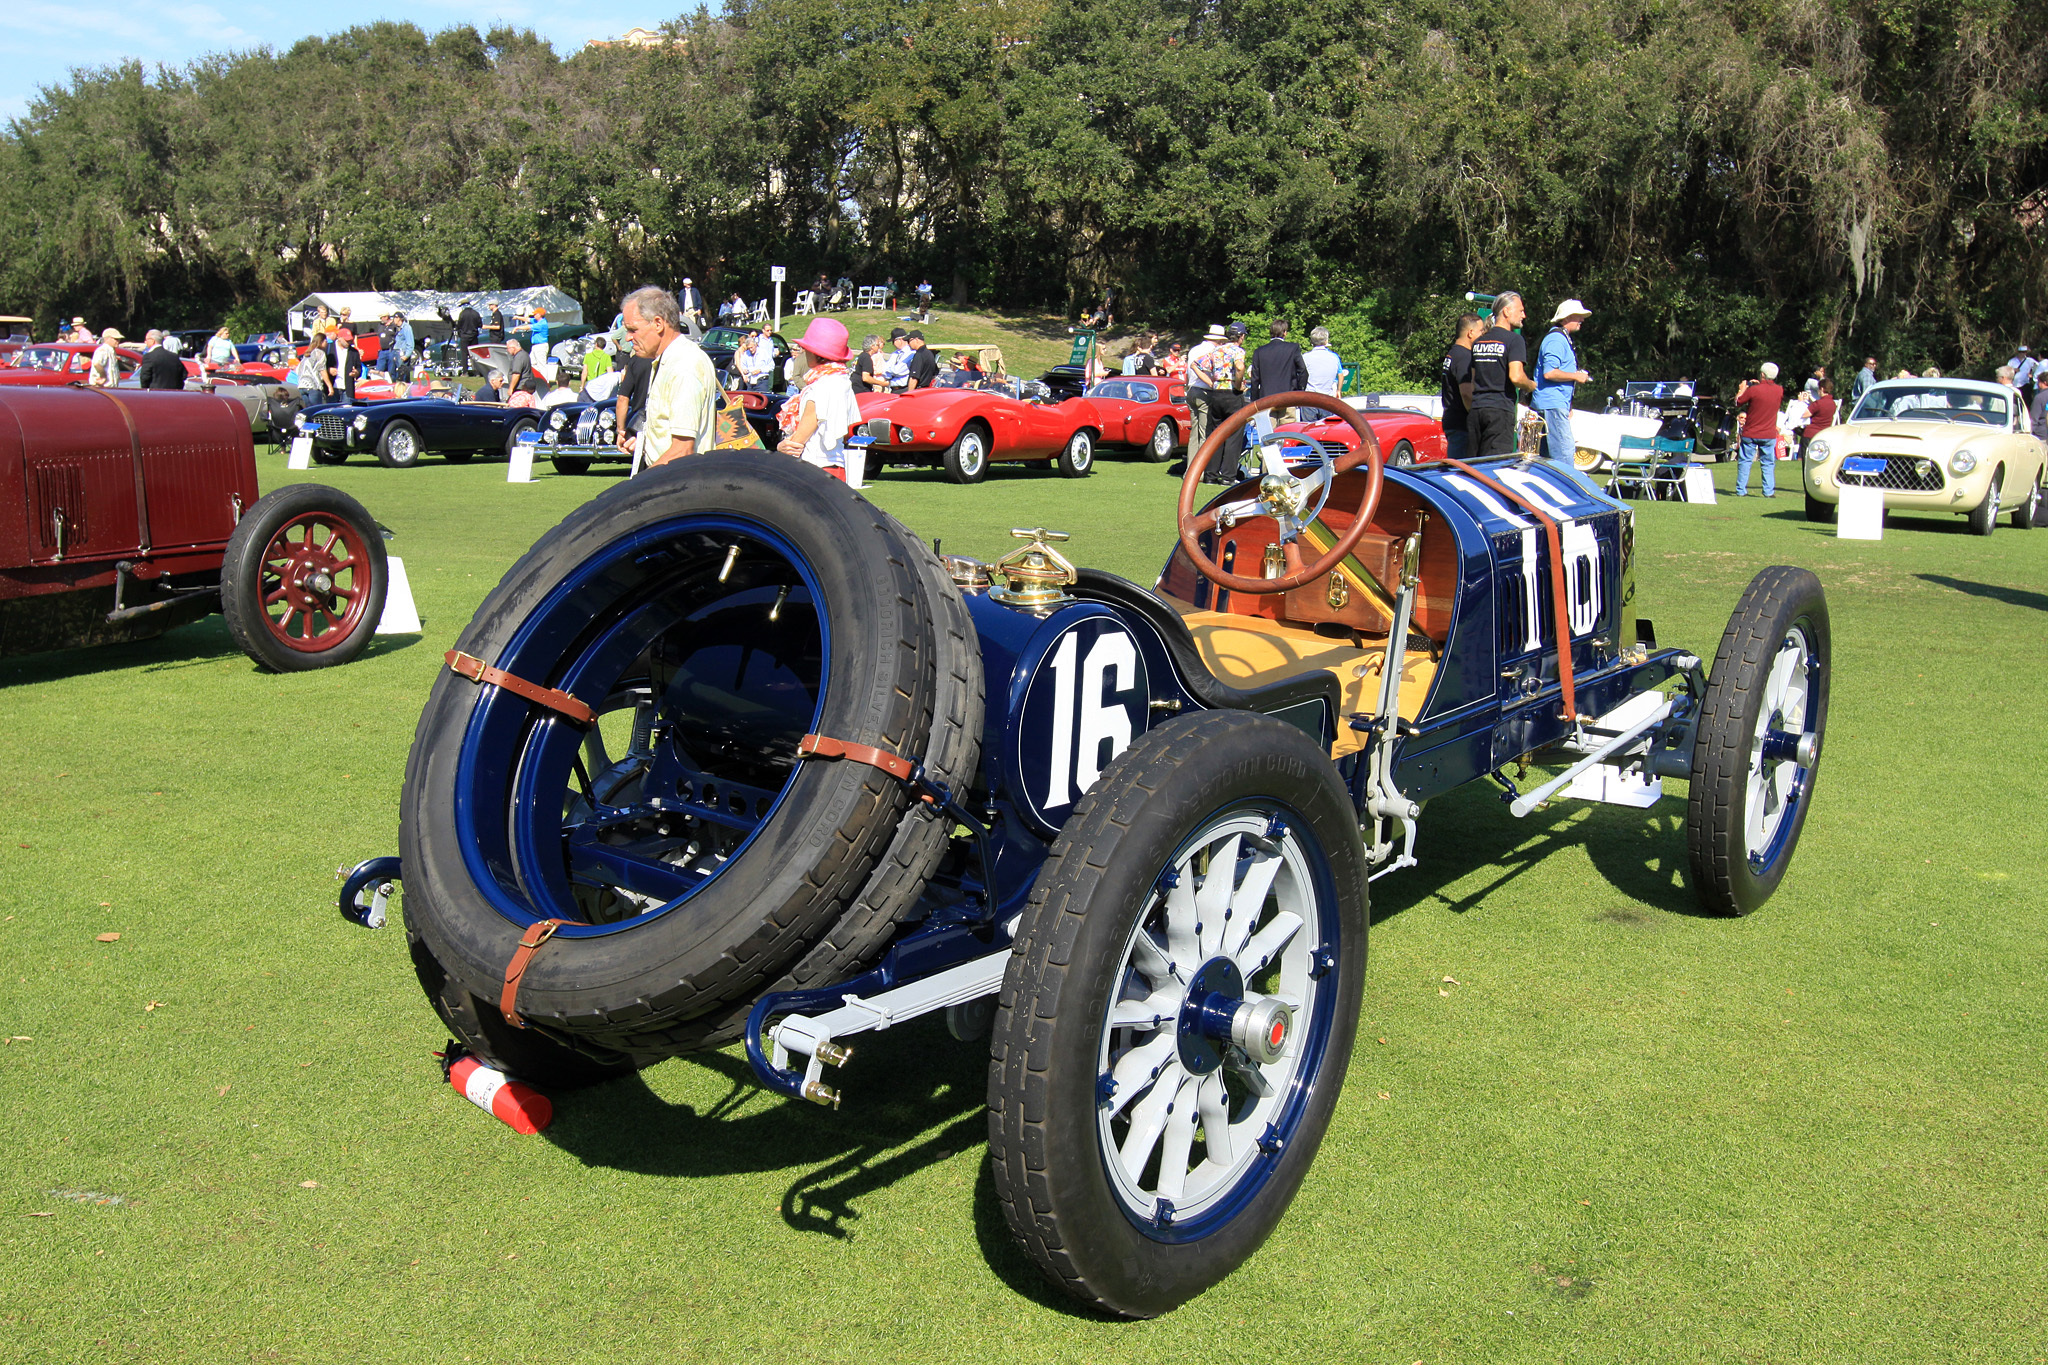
1013;615;1151;832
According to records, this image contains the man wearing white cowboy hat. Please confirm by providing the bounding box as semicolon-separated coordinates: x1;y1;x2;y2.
1185;324;1229;461
1533;298;1593;467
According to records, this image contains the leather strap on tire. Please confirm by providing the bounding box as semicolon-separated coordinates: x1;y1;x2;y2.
1441;459;1579;721
445;650;596;725
798;732;917;782
500;918;575;1027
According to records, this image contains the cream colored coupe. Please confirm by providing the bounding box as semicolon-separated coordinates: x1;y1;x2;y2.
1804;378;2045;533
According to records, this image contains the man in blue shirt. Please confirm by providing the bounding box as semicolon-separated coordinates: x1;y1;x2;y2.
1533;299;1592;467
1849;356;1878;406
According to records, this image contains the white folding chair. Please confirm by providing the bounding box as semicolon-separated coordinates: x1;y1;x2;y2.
751;299;769;326
795;290;816;317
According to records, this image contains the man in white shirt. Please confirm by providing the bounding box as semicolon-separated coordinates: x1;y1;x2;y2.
882;329;913;392
623;286;718;468
88;328;125;387
1302;327;1343;396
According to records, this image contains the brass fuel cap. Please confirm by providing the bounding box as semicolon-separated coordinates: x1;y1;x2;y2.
988;527;1077;612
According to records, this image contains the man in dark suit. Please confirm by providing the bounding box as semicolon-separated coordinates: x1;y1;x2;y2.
1246;320;1309;414
439;299;483;374
137;330;187;390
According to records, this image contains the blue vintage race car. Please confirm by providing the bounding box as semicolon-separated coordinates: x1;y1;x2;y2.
293;394;543;468
346;392;1828;1316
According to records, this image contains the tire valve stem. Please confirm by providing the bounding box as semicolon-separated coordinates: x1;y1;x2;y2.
718;543;740;582
768;585;789;622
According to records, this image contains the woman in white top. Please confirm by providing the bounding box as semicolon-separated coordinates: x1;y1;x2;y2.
776;317;863;484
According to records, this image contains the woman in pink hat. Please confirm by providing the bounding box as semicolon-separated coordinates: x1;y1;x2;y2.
776;317;864;484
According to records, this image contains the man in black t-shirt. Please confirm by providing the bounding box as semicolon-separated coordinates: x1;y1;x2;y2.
1437;313;1482;461
904;330;940;389
1463;292;1535;457
615;352;655;452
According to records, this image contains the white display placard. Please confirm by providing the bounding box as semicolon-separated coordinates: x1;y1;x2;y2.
375;556;421;634
1681;466;1716;504
287;436;313;470
770;265;787;283
1836;484;1883;539
507;440;535;483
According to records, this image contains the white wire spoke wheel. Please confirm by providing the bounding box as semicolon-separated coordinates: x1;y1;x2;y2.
1688;565;1830;915
988;709;1367;1317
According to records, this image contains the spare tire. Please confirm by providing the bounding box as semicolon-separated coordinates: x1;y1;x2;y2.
651;532;986;1051
400;453;945;1060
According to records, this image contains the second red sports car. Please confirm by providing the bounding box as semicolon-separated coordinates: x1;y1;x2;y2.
1084;377;1190;461
1272;403;1447;467
857;373;1103;482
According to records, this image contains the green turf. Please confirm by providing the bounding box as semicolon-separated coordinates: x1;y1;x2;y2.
3;447;2044;1363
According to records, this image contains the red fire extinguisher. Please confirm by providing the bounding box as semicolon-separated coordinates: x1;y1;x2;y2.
437;1043;553;1134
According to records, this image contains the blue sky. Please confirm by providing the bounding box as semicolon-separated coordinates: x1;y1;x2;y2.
0;3;664;123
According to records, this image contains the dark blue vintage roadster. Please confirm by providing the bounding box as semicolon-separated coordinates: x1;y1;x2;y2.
350;392;1829;1316
294;394;541;468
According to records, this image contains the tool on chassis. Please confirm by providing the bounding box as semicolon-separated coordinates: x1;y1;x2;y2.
352;392;1829;1317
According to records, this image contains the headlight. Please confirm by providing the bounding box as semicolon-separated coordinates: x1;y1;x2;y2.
1949;449;1977;476
547;409;568;430
1806;436;1829;461
352;415;368;432
293;414;309;431
897;426;914;444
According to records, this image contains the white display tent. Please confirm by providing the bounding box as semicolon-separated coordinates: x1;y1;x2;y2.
284;287;583;340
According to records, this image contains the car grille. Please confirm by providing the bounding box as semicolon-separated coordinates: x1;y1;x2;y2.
318;414;348;442
1838;456;1943;493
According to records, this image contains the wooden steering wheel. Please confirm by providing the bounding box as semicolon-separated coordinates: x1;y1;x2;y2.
1176;390;1386;595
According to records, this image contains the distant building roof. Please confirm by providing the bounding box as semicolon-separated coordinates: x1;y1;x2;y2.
586;27;679;49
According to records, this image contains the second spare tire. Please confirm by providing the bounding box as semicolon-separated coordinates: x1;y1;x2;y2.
400;453;947;1055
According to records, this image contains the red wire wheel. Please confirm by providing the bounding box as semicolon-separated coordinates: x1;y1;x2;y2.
220;484;390;671
259;512;373;650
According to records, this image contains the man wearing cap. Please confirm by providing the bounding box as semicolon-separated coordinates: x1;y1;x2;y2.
1732;362;1785;497
88;328;125;387
882;329;912;392
679;279;706;337
623;285;718;469
2008;345;2037;410
1533;299;1594;468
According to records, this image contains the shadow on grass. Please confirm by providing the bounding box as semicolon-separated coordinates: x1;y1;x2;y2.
1365;781;1706;923
547;1016;990;1231
1917;574;2048;613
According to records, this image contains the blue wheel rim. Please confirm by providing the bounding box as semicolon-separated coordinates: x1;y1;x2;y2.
452;514;831;939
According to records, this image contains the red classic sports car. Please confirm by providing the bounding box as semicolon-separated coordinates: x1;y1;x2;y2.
857;374;1103;482
0;342;150;387
1274;403;1447;466
1084;376;1190;461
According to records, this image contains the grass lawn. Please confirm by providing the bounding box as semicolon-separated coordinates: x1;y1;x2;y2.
3;445;2043;1363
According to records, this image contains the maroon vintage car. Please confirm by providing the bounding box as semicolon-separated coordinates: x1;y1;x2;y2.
0;387;389;670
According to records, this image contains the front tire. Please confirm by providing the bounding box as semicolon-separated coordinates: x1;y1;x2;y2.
504;418;537;461
1687;566;1829;916
1056;428;1095;477
988;710;1367;1318
1144;419;1178;463
1389;440;1416;468
219;483;390;672
551;454;593;476
1966;472;2001;536
942;422;990;484
1804;489;1835;524
376;420;422;469
311;447;348;467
